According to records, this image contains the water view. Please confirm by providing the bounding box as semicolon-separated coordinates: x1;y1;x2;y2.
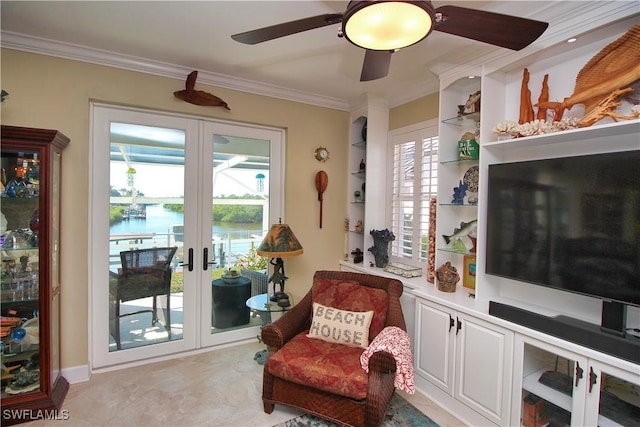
110;204;264;269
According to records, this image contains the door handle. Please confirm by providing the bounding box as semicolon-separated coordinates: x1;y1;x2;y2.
180;248;194;272
456;317;462;335
203;248;217;270
449;314;455;332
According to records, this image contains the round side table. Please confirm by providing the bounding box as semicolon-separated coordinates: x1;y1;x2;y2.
246;293;293;364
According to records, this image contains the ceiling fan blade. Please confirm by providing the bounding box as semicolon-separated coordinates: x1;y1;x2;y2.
360;50;392;82
231;13;343;45
434;5;548;51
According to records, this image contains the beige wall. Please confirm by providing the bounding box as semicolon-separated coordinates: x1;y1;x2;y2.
1;48;438;371
389;92;439;130
1;49;352;369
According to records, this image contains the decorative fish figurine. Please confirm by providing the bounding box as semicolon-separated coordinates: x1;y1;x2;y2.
443;219;477;245
536;25;640;123
174;71;230;110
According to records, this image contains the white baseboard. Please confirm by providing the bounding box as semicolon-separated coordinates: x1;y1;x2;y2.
61;364;91;384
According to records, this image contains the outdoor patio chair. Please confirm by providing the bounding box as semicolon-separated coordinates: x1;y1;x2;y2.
114;246;177;349
241;269;269;296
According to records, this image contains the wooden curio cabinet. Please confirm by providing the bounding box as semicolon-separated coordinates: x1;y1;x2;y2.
1;126;69;424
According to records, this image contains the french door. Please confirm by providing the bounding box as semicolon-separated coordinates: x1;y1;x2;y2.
90;104;284;368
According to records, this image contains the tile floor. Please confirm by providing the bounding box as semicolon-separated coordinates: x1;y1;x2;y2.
23;341;466;426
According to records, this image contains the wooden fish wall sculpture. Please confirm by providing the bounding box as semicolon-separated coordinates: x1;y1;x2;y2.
174;71;230;110
536;24;640;126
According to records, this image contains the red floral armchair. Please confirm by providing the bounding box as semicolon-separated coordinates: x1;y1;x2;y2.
261;270;407;427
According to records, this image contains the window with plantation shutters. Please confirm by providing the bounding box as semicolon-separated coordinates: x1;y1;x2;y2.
388;122;438;264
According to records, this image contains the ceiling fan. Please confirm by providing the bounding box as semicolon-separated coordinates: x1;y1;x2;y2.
231;1;548;81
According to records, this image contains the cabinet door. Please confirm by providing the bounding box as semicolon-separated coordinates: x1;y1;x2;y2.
584;359;640;426
415;298;455;394
455;313;513;425
514;335;589;427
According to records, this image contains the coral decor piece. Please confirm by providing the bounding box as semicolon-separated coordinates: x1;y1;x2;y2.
519;68;535;124
174;71;230;110
368;229;395;268
536;24;640;125
493;117;580;138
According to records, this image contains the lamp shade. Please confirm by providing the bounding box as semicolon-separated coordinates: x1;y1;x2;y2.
343;1;434;51
257;223;303;258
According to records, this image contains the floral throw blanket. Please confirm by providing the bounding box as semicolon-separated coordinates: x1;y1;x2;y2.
360;326;415;394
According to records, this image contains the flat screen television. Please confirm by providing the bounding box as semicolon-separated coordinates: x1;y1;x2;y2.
486;150;640;335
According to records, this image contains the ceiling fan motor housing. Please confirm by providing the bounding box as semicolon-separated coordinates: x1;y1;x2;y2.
342;0;436;51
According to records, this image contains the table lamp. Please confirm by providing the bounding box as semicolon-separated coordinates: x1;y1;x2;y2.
257;219;303;307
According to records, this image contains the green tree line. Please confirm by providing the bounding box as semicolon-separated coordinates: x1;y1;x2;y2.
164;194;264;224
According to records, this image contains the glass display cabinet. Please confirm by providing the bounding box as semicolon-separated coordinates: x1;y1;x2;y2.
1;125;69;424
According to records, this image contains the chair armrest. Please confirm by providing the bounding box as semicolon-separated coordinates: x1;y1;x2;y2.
367;350;398;374
261;291;312;351
384;296;407;332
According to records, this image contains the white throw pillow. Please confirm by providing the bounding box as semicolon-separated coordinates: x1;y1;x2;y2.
307;302;374;348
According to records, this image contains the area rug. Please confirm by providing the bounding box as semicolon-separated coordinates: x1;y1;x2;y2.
272;393;439;427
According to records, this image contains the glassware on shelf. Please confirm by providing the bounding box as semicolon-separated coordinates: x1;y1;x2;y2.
5;161;29;198
26;154;40;185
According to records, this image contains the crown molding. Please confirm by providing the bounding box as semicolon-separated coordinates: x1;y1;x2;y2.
1;31;351;112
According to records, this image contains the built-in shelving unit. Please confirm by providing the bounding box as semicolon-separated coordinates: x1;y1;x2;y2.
412;10;640;427
435;76;481;290
346;116;367;263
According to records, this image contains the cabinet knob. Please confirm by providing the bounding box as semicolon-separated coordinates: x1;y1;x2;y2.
574;361;583;387
588;366;598;393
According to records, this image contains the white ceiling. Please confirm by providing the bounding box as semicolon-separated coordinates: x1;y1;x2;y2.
1;1;638;110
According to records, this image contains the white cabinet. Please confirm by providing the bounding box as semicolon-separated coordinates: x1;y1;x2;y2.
415;297;513;425
512;335;640;427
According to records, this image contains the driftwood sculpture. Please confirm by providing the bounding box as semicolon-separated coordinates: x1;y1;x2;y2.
536;24;640;126
174;71;230;110
536;74;550;120
519;68;535;124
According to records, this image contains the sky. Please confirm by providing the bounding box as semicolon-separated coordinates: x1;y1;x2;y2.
110;162;268;198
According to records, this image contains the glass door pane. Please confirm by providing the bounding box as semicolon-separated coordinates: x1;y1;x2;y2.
108;122;187;351
200;122;281;346
588;361;640;426
91;106;199;368
520;341;587;427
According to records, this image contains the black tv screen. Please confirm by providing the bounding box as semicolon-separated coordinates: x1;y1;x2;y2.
486;150;640;307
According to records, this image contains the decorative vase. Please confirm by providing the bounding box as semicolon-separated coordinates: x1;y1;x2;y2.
368;229;395;268
435;262;460;293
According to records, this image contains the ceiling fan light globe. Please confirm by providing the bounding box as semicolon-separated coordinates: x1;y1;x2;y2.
343;1;434;51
